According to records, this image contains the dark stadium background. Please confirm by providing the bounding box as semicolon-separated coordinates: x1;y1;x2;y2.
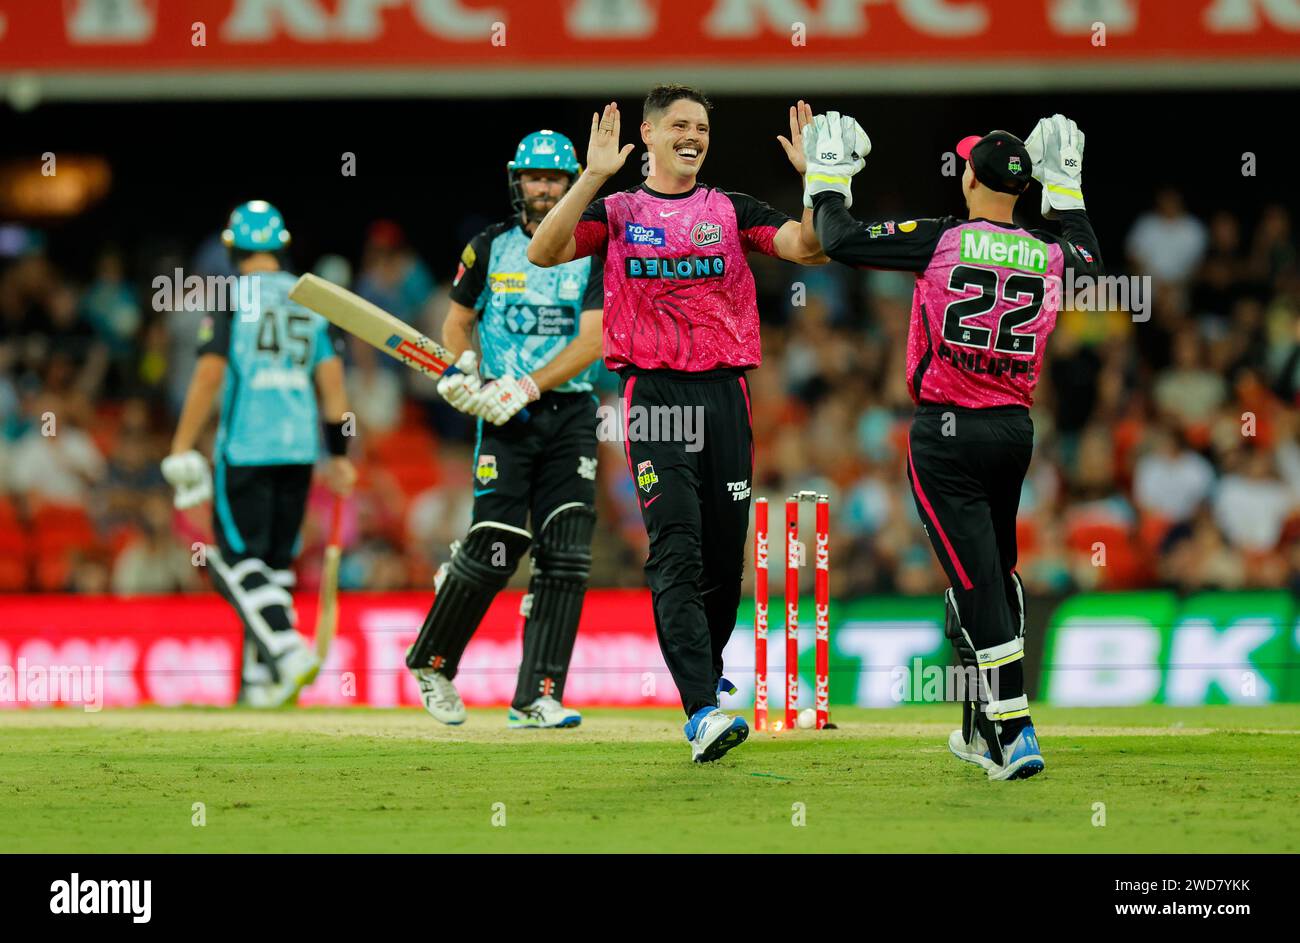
6;90;1285;279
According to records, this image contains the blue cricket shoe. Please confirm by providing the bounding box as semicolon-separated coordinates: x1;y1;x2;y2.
986;724;1045;781
684;705;749;763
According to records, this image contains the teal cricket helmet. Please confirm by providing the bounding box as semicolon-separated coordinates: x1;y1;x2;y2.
222;200;291;253
507;130;580;223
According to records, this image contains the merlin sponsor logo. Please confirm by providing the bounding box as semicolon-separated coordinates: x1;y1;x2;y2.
960;229;1047;274
624;222;665;246
624;255;725;280
690;221;722;247
937;341;1036;381
489;272;527;293
50;873;152;924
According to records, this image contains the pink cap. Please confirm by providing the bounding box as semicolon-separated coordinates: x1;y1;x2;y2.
956;135;983;161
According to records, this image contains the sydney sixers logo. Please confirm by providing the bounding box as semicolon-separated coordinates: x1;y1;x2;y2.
690;221;722;247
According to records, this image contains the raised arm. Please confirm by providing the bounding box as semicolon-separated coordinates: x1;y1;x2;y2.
529;102;633;267
773;100;828;265
813;193;947;272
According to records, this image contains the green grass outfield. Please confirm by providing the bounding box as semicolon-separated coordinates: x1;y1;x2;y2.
3;704;1298;853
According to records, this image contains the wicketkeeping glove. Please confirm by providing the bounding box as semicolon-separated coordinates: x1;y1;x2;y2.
470;374;540;426
803;111;871;209
436;350;482;414
1025;114;1085;218
161;450;212;510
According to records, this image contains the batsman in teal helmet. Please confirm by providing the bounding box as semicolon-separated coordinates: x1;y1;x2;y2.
405;131;605;730
164;200;357;708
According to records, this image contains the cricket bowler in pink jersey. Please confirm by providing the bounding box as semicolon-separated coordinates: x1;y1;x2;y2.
530;87;834;762
809;115;1104;781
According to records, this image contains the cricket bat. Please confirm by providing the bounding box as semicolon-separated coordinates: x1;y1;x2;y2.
314;495;343;662
288;273;530;420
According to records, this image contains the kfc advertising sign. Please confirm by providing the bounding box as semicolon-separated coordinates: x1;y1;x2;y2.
0;1;1296;93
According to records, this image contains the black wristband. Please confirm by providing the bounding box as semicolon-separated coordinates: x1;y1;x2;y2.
323;421;348;457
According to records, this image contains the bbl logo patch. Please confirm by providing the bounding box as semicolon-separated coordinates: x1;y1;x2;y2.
476;454;498;485
1008;155;1022;173
690;221;722;247
866;221;896;239
636;460;658;494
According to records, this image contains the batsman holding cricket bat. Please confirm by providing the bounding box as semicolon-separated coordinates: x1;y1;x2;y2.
163;201;357;707
402;131;606;729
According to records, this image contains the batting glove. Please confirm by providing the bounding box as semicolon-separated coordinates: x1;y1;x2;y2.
1025;114;1085;218
803;111;871;208
161;450;212;510
471;374;540;426
436;350;482;414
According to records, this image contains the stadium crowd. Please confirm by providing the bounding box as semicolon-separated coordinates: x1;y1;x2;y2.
1;193;1298;596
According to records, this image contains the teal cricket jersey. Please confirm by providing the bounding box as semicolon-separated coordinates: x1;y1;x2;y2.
197;270;342;466
449;220;604;393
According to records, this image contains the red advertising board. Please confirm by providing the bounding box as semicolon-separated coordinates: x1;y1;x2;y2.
0;589;675;708
1;1;1296;88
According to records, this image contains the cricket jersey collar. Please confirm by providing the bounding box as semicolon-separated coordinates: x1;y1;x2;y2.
969;216;1024;230
639;182;701;201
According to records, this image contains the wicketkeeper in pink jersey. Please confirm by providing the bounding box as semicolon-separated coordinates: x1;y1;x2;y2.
810;114;1104;780
529;86;834;762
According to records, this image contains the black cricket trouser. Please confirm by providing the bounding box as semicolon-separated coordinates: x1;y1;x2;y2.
471;392;598;530
472;391;597;707
210;462;313;672
212;462;313;569
906;404;1032;687
620;367;754;718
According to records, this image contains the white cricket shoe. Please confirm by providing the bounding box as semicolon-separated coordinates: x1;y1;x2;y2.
263;635;321;707
412;667;467;725
948;727;996;771
507;696;581;729
237;657;276;708
684;706;749;763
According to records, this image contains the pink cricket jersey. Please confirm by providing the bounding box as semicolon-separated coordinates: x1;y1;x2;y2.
572;183;788;372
